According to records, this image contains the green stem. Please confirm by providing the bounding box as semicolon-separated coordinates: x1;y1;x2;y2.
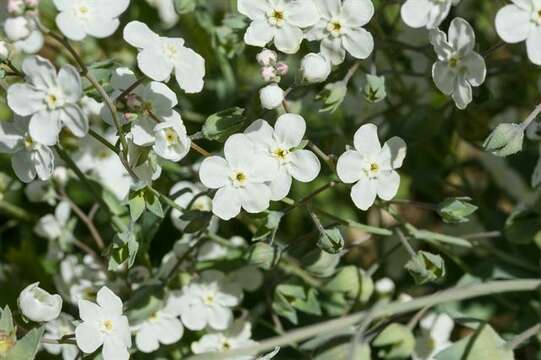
0;200;35;222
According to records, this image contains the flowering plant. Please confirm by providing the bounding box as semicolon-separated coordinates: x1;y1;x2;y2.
0;0;540;359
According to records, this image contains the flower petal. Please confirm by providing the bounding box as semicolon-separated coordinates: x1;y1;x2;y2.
224;134;255;169
343;27;374;60
78;299;102;323
495;4;532;44
288;150;321;182
351;176;377;210
22;56;57;89
286;0;319;28
12;151;36;183
239;183;271;213
58;65;83;102
7;84;45;116
207;306;233;331
174;46;205;93
274;24;304;54
341;0;374;27
380;137;407;170
123;21;159;49
56;12;86;41
336;150;364;183
321;36;346;65
199;156;231;189
448;17;475;56
353;123;381;156
244;19;274;47
75;322;103;354
156;317;183;345
429;28;453;60
432;61;455;95
268;167;292;201
96;286;123;317
33;146;55;181
400;0;431;29
212;186;242;220
238;0;272;20
60;105;87;138
135;325;159;353
452;76;472;110
102;336;129;360
463;52;486;87
29;111;61;146
275;113;306;148
137;47;173;82
376;170;400;201
244;119;276;150
314;0;341;17
526;26;541;65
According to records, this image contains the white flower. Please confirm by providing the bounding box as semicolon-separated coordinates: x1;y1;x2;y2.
169;181;213;230
18;282;62;322
0;115;54;183
191;320;257;360
337;123;407;210
146;0;179;28
413;313;454;360
244;114;320;200
153;116;191;162
430;18;486;110
306;0;375;65
495;0;541;65
7;56;88;145
75;286;132;360
401;0;460;29
300;52;331;83
133;296;184;353
123;21;205;93
259;83;285;110
256;49;278;66
3;15;44;54
53;0;130;41
238;0;319;54
170;270;243;331
0;40;10;60
34;200;71;240
199;134;278;220
374;277;395;295
43;314;79;360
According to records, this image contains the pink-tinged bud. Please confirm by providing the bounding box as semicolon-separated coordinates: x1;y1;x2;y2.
261;66;278;82
24;0;40;8
7;0;25;15
275;62;288;76
256;49;277;66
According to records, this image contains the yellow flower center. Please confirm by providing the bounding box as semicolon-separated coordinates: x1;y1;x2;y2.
164;128;178;144
203;293;215;305
231;170;248;187
272;147;289;161
23;135;34;151
370;163;379;172
103;320;113;332
268;8;286;26
327;19;344;36
448;57;460;68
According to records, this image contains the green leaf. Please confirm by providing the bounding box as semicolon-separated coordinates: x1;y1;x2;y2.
128;190;145;221
246;242;281;270
317;228;344;254
372;323;415;359
7;327;44;360
483;123;524;157
144;188;164;218
305;250;341;278
174;0;197;14
202;107;246;142
108;224;139;270
324;266;373;303
435;324;514;360
316;81;347;113
406;224;472;248
405;251;446;285
505;208;541;244
438;197;478;224
315;342;370;360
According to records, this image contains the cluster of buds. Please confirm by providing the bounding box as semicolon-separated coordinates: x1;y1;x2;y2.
257;49;288;83
7;0;40;16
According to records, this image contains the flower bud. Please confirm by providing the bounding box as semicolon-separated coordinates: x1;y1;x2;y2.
483;123;524;157
246;242;281;270
18;282;62;322
364;74;387;103
7;0;25;15
52;166;68;186
0;41;10;61
373;323;415;359
4;16;31;41
300;53;331;83
375;277;395;296
259;83;284;110
275;62;288;76
324;266;374;303
24;0;40;8
261;66;278;82
256;49;277;66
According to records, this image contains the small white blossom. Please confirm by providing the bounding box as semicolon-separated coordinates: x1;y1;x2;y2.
43;314;79;360
191;320;257;360
244;114;320;200
34;200;71;241
133;296;184;353
124;21;205;93
169;181;213;230
0;116;54;183
413;313;454;360
146;0;179;28
238;0;319;54
306;0;375;65
375;277;395;295
3;15;43;54
53;0;130;41
430;18;486;110
7;56;88;145
18;282;62;322
199;134;278;220
0;40;10;60
300;52;331;83
259;83;285;110
75;286;132;360
401;0;460;29
337;123;407;210
495;0;541;65
153;116;191;162
170;270;243;331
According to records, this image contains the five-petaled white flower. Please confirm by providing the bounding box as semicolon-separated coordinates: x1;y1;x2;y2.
169;181;213;230
0;115;54;183
495;0;541;65
3;15;44;54
430;17;486;110
191;320;258;360
306;0;375;65
199;133;278;220
337;123;407;210
170;270;243;331
244;114;320;201
123;21;206;93
238;0;320;54
75;286;132;360
152;116;191;162
133;296;184;353
7;56;88;145
401;0;460;29
53;0;130;41
413;313;454;360
18;282;63;322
